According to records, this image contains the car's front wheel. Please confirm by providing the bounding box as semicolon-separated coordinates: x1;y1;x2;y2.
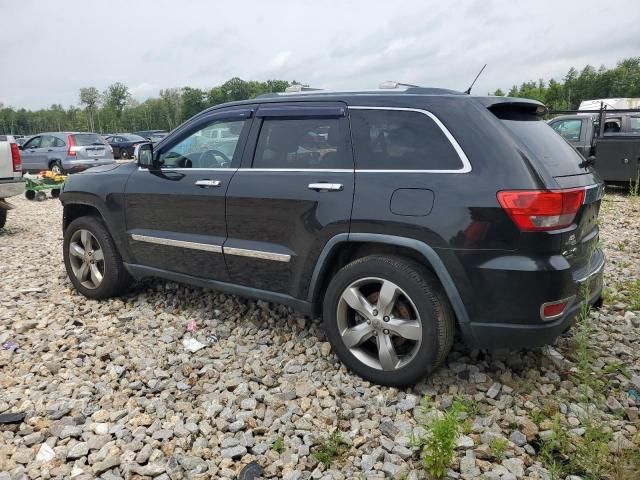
323;255;454;386
63;216;131;299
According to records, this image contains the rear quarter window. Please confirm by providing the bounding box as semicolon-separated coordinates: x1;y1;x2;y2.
349;109;464;170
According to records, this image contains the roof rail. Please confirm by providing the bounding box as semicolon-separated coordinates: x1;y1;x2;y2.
284;85;323;93
379;81;420;89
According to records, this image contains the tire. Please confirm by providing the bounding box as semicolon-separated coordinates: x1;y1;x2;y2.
322;255;455;387
63;216;132;299
120;149;129;159
0;208;6;228
25;190;36;200
50;161;64;175
51;189;61;198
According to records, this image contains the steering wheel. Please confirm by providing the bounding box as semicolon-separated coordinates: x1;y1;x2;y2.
199;149;231;168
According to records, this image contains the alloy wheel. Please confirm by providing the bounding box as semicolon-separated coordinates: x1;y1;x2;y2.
68;229;105;289
336;277;422;371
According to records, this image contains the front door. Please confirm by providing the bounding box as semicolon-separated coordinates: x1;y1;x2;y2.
224;102;354;299
20;135;46;172
124;107;254;280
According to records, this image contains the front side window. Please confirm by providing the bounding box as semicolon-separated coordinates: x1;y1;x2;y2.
252;117;350;169
550;119;582;141
159;119;247;169
350;109;463;170
24;136;41;149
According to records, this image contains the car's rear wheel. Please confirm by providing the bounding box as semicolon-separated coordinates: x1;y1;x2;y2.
63;216;131;299
323;255;454;386
50;161;64;175
0;208;6;228
120;149;129;159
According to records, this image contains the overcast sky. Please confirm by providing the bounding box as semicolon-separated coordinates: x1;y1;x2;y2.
1;0;638;110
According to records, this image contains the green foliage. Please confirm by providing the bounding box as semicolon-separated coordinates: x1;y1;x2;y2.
272;436;285;454
489;437;508;460
411;398;468;480
501;56;640;109
312;429;346;468
0;77;293;134
630;170;640;197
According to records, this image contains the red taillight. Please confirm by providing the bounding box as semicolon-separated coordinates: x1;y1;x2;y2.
497;188;585;231
10;143;21;172
540;296;574;320
67;134;76;157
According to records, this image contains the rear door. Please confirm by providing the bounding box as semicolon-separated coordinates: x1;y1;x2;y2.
224;102;354;299
124;107;253;279
72;133;111;161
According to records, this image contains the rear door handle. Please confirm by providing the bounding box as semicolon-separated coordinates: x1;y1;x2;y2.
195;179;221;188
308;183;343;192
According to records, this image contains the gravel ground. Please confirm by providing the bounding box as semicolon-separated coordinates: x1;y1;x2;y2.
0;191;638;480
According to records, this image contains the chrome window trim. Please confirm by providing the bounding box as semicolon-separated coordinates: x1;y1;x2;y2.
138;167;237;172
348;106;472;174
131;234;222;253
237;168;352;173
224;246;291;263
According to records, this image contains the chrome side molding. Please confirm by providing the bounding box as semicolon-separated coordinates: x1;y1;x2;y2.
224;246;291;263
131;234;223;253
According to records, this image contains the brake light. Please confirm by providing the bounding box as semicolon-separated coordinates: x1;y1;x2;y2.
497;188;585;231
67;134;76;157
10;143;21;172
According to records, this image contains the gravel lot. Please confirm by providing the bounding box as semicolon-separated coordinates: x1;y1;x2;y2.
0;192;638;480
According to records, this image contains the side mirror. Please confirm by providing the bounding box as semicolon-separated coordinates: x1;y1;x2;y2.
134;143;156;169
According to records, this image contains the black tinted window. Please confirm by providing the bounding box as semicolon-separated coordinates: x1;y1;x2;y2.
253;118;350;169
350;109;463;170
502;120;587;176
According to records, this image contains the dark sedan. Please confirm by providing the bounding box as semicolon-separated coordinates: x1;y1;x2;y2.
105;134;149;159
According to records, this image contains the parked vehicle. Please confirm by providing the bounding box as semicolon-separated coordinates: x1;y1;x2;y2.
19;132;115;174
0;135;24;228
548;110;640;184
105;134;149;159
60;85;605;386
133;130;169;145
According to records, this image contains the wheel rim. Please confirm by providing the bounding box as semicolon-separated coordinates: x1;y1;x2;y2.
68;229;105;289
51;164;61;174
336;277;423;371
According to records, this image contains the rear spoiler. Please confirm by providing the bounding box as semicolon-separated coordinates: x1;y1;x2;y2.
474;97;547;119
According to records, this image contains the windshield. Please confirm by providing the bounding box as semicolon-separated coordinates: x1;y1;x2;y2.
72;133;105;146
502;119;589;177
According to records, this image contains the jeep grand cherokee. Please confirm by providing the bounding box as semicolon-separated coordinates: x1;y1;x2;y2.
59;85;605;386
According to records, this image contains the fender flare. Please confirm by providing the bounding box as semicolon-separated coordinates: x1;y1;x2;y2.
308;233;473;340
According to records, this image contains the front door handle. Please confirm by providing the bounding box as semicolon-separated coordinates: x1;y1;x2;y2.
308;183;343;192
195;179;221;188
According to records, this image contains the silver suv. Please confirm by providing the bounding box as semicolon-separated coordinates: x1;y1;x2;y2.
19;132;115;174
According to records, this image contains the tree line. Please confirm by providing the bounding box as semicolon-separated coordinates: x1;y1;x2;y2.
0;78;294;135
494;57;640;110
1;57;639;135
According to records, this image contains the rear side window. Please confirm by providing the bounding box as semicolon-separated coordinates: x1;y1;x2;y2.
502;120;587;176
72;133;104;146
253;118;351;169
350;109;463;170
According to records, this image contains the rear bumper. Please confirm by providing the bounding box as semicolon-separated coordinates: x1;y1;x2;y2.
462;249;605;349
0;179;25;199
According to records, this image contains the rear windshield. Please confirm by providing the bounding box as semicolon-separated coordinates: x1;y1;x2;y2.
123;134;146;141
72;133;105;146
502;119;588;177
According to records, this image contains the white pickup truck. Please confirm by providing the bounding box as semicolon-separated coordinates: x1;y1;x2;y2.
0;135;25;228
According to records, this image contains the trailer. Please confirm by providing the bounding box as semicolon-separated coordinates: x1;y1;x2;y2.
23;171;66;201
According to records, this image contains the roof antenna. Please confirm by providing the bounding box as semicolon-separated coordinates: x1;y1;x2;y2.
464;64;487;94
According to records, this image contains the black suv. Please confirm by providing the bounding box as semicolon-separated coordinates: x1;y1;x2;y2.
60;86;605;386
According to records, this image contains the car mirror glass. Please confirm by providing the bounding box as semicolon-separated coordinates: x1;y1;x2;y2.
134;143;155;169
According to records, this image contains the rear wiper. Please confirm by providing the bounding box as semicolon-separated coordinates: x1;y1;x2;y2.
90;142;105;146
